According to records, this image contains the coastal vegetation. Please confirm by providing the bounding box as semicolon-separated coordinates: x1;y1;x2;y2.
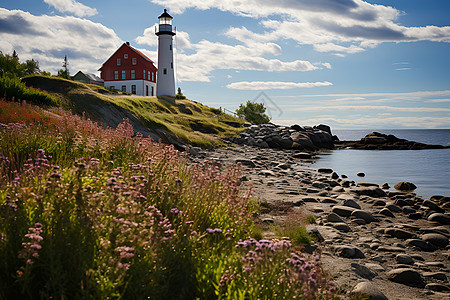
236;100;271;125
0;100;337;299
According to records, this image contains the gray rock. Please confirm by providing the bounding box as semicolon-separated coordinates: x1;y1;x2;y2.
425;283;450;292
377;246;405;252
381;183;390;189
385;228;416;240
327;212;344;223
396;254;414;265
423;272;448;281
387;268;424;286
331;172;339;179
357;172;365;177
293;152;312;159
235;159;256;168
351;263;377;279
385;204;402;213
258;170;275;176
351;186;387;198
351;210;375;223
334;245;365;258
422;233;449;248
343;199;361;209
379;208;395;217
333;223;351;232
318;168;333;174
405;239;436;252
331;205;355;217
428;213;450;225
423;199;444;212
394;181;417;191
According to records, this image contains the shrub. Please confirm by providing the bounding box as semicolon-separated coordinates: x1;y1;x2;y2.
0;76;59;106
236;100;271;124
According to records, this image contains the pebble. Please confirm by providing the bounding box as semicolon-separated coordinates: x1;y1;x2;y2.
385;203;402;213
423;272;448;281
350;282;388;300
405;239;436;252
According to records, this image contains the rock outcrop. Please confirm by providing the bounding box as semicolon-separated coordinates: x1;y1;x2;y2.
230;123;334;150
335;131;448;150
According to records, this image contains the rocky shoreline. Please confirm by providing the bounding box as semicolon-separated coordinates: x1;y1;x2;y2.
187;144;450;299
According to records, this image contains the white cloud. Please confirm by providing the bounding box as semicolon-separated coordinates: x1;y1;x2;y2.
0;8;122;74
426;99;450;103
152;0;450;55
289;105;450;113
395;67;411;71
43;0;97;17
226;81;333;90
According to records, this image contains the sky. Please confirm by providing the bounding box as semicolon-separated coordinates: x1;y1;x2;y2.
1;0;449;129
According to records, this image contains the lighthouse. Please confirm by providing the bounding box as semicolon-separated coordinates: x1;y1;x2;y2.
156;9;176;97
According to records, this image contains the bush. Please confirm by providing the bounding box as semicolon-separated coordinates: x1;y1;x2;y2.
0;76;59;107
236;100;271;124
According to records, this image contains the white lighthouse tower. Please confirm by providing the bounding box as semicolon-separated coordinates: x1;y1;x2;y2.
156;9;176;97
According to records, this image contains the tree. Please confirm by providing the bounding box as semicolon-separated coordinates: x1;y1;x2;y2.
24;59;40;75
0;50;41;77
57;55;70;79
236;100;271;124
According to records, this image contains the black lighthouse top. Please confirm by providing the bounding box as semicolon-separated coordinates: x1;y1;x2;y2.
156;9;175;36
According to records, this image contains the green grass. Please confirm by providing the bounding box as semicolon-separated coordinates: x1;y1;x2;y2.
21;75;246;147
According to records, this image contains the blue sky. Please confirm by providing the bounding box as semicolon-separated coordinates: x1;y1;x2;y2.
1;0;449;129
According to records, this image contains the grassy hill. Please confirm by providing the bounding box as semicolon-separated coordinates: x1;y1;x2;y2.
21;75;246;147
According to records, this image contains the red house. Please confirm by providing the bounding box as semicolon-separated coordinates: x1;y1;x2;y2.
99;42;157;96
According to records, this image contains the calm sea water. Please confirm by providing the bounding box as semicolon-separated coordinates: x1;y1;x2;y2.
308;129;450;199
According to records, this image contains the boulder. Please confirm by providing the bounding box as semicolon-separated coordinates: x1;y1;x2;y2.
351;263;377;279
326;212;345;223
394;181;417;191
313;124;332;135
405;239;436;252
343;199;361;209
333;223;351;232
379;208;395;217
384;228;416;240
396;254;414;265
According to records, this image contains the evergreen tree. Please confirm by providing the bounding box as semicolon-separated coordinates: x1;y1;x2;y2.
57;56;70;79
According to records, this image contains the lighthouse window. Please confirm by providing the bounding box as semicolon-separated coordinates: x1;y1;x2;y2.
163;68;167;75
132;58;137;65
171;62;173;69
169;45;172;50
122;70;126;79
131;70;135;79
114;71;118;80
117;58;121;66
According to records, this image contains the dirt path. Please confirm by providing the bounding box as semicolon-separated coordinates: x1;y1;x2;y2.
188;145;450;300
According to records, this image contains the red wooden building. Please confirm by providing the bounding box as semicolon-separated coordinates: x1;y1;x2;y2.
99;42;157;96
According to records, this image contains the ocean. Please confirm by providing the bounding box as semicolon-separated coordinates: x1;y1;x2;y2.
307;129;450;199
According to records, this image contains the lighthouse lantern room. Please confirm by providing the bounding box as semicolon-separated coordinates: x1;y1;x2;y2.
156;9;176;97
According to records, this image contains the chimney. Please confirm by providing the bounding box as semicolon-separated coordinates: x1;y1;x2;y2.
126;41;130;45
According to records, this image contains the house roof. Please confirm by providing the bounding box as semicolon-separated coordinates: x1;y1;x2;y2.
98;42;155;71
84;72;104;82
